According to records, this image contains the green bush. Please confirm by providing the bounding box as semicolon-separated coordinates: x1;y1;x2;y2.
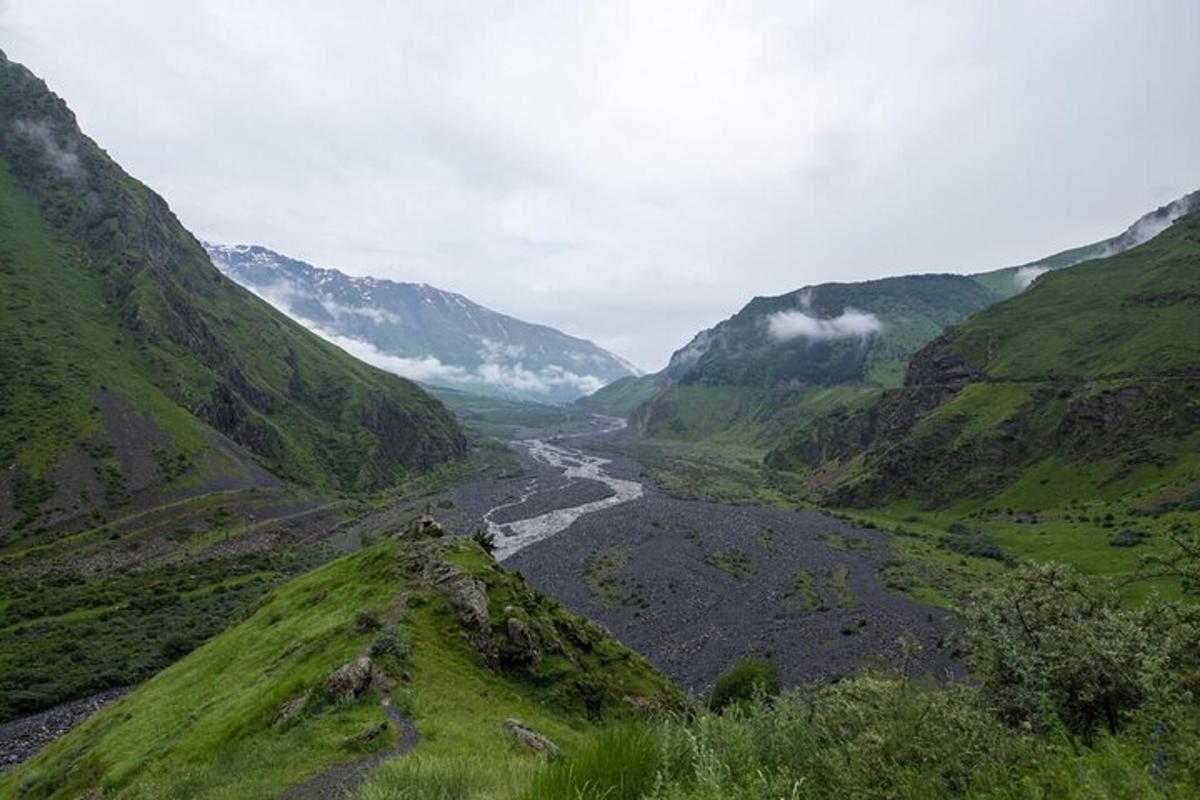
709;657;780;713
964;563;1196;737
531;675;1200;799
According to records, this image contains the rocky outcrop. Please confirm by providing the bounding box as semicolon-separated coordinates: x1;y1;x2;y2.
431;567;489;633
196;382;283;462
903;327;987;388
503;719;561;758
361;394;468;488
504;613;542;666
1053;381;1200;458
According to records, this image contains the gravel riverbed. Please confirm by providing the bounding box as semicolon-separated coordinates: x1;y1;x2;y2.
457;423;962;693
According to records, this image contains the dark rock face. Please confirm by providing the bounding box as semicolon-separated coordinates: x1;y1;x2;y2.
1054;382;1200;458
504;614;542;666
197;382;284;461
772;363;1200;508
903;327;987;388
360;395;468;487
1124;290;1200;307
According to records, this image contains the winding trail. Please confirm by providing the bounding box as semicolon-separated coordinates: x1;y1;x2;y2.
277;699;418;800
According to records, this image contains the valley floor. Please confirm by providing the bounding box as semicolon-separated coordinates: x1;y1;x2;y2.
445;423;961;692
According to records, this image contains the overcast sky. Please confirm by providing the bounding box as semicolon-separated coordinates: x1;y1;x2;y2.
3;1;1198;371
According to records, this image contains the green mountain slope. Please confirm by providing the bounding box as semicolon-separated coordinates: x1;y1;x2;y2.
675;275;996;389
0;51;466;540
769;209;1200;510
0;529;680;799
583;191;1198;454
604;274;994;461
576;373;668;417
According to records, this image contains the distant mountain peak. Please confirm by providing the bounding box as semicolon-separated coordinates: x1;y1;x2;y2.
204;243;636;403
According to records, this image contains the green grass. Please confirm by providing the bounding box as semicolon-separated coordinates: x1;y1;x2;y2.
0;161;204;473
1;534;680;800
705;549;757;580
780;568;823;613
576;374;665;418
635;383;878;448
582;546;649;608
527;676;1200;799
953;216;1200;380
825;563;854;607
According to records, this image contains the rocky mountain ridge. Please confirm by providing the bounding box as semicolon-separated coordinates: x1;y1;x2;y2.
206;243;638;404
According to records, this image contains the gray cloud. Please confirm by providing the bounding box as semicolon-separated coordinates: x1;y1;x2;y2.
13;119;82;178
3;2;1198;371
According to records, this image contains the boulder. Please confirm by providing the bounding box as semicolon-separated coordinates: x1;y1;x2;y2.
430;565;489;632
504;718;561;758
324;657;375;702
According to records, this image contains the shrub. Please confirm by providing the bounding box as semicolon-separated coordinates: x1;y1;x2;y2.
471;529;496;557
370;629;409;663
1109;529;1149;547
709;657;780;713
940;532;1012;564
963;563;1193;738
354;610;383;633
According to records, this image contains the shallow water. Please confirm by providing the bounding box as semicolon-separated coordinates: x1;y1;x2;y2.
486;416;644;560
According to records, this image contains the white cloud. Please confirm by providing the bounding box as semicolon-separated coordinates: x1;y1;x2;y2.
321;333;475;385
1014;265;1049;290
766;308;883;342
321;299;403;326
241;278;605;396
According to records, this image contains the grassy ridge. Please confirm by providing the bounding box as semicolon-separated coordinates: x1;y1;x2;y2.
1;533;679;799
945;215;1200;379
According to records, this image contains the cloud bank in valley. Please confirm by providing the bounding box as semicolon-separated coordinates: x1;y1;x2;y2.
245;279;607;396
767;308;883;342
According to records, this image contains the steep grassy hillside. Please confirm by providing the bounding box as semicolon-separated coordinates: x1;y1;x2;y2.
0;51;465;540
575;374;666;418
0;528;680;799
671;274;995;390
770;210;1200;516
